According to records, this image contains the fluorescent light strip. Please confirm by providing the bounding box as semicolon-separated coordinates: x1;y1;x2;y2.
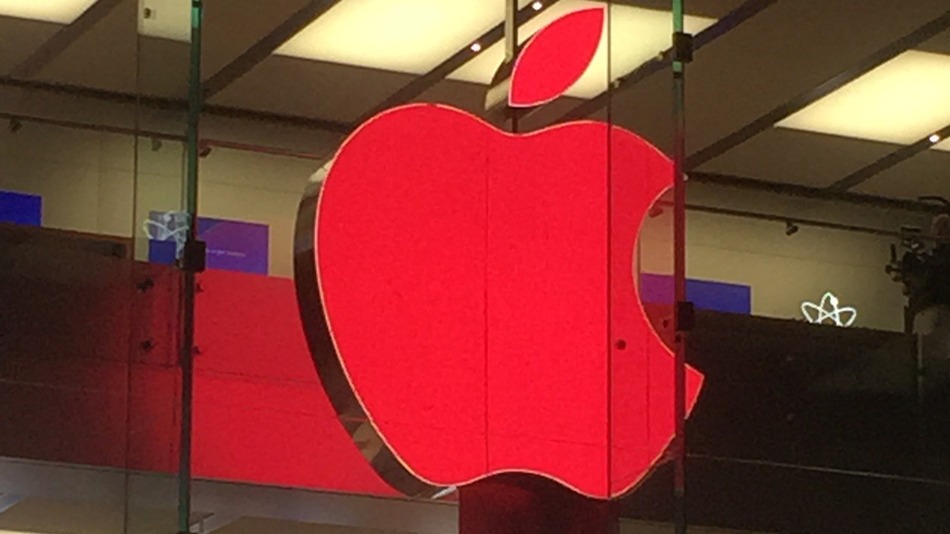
450;1;716;99
275;0;533;74
778;50;950;146
0;0;98;24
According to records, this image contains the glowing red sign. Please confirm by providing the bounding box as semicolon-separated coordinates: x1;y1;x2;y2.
297;7;703;500
509;7;603;107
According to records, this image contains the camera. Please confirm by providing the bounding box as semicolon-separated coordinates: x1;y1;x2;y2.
886;226;926;287
887;197;950;303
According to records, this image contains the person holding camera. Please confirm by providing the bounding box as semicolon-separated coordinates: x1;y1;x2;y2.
912;214;950;392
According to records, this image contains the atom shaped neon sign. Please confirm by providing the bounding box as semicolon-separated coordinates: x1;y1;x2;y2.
801;292;857;327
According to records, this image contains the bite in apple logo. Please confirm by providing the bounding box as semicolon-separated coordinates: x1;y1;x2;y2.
294;6;704;500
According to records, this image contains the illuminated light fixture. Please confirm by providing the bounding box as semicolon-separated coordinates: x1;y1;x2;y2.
470;42;482;53
801;292;857;327
0;0;97;23
778;50;950;145
532;1;544;10
275;0;536;74
450;1;715;99
929;133;942;144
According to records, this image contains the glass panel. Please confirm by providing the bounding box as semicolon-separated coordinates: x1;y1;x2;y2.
134;138;186;264
10;1;950;532
0;0;191;532
670;9;950;534
183;0;687;531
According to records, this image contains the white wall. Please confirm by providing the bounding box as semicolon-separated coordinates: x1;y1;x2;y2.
0;120;927;331
0;121;322;277
638;182;928;332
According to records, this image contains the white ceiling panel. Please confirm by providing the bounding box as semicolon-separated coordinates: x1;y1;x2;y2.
274;0;531;74
139;0;192;41
0;0;97;23
778;50;950;146
450;0;715;98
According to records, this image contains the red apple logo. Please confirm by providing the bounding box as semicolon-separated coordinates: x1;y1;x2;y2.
294;7;703;500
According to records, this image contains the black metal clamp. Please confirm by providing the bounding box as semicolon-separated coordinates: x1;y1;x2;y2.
672;32;694;63
675;301;695;333
180;239;207;273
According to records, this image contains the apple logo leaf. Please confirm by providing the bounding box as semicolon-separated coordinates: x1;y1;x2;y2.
509;6;605;108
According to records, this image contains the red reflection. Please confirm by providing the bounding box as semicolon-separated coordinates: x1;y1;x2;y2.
194;271;397;496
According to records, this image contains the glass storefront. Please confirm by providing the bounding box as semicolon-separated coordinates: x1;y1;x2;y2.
2;1;950;532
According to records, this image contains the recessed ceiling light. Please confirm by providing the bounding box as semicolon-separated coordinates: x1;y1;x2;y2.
276;0;535;74
0;0;97;23
777;50;950;145
450;0;715;99
929;133;942;144
532;1;544;11
470;42;482;53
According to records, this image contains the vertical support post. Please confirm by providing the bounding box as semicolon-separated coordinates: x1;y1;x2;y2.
505;0;519;133
505;0;518;62
178;1;203;532
671;1;689;534
458;474;614;534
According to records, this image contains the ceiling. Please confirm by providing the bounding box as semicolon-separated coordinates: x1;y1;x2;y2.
0;0;948;205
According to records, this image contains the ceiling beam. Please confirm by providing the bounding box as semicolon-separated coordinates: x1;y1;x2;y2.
691;171;943;214
686;8;950;170
685;202;920;240
554;0;779;124
202;0;343;99
9;0;123;80
352;1;557;126
826;125;950;192
0;75;351;134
